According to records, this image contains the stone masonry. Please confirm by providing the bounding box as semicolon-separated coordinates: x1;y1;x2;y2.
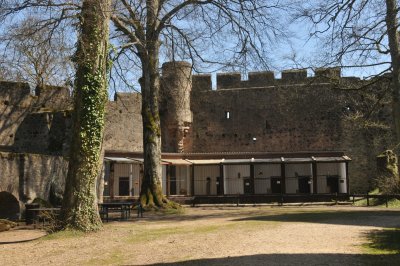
0;62;396;209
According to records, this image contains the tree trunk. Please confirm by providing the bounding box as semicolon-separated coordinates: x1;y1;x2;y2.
385;0;400;142
139;49;165;208
139;0;165;208
60;0;111;231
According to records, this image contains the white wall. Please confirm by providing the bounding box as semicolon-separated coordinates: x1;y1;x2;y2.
285;163;312;177
286;177;298;194
339;163;347;193
162;165;167;195
254;164;281;194
224;164;250;195
113;163;141;196
194;165;220;195
317;163;347;193
175;165;190;195
285;164;312;194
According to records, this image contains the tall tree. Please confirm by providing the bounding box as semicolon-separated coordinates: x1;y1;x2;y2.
60;0;111;231
110;0;286;207
385;0;400;143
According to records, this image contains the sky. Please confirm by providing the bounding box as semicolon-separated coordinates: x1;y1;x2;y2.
0;0;394;93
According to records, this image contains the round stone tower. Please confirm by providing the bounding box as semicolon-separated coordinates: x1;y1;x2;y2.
160;61;192;153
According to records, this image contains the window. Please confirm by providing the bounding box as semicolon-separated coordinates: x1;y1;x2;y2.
119;177;130;196
225;111;230;119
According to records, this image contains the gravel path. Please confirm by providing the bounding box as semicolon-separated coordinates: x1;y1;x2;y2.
0;206;399;265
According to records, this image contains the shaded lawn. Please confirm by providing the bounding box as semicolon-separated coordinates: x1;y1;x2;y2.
231;209;400;228
364;228;400;255
151;253;400;266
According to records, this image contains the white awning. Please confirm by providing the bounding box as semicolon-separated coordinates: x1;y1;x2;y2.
104;157;140;163
221;159;252;164
161;159;192;165
284;157;314;163
253;158;282;163
188;159;223;165
314;156;351;162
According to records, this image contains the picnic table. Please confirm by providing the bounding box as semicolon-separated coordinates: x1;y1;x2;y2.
98;202;134;222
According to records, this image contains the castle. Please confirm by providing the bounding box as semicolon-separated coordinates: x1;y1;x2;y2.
0;61;395;218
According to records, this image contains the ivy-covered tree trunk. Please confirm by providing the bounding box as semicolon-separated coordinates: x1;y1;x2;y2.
385;0;400;142
139;0;165;208
60;0;111;231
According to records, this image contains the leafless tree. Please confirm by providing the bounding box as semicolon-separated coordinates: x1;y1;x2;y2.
297;0;400;143
0;16;74;89
110;0;289;207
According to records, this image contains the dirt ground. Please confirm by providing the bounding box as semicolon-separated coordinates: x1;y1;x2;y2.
0;205;399;265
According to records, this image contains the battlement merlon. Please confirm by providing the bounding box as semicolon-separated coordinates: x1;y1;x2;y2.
193;74;212;92
34;85;72;111
0;81;32;101
281;69;308;81
315;67;341;80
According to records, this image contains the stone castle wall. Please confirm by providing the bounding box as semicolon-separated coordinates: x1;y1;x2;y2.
103;92;143;152
189;71;394;192
0;152;68;211
0;64;395;205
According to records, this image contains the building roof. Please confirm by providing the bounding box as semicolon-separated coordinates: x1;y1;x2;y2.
104;153;351;165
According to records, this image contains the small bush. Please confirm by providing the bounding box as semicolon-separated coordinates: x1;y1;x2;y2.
374;175;400;195
0;219;17;232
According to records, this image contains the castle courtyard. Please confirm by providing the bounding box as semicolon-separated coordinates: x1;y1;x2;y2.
1;205;399;265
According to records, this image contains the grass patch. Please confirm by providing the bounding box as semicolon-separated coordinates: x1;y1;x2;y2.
353;197;400;208
126;224;220;244
159;206;185;215
42;229;85;240
363;228;400;255
124;215;279;245
352;188;400;207
84;251;124;265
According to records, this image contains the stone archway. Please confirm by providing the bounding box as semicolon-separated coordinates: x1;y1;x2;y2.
0;191;20;220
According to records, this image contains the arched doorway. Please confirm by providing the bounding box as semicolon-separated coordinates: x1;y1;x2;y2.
0;191;20;220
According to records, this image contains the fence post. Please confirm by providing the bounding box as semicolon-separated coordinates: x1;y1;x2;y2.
386;195;388;208
335;193;338;205
367;193;369;207
352;195;355;204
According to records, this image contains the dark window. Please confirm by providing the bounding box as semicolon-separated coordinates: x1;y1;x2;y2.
119;177;130;196
327;175;339;193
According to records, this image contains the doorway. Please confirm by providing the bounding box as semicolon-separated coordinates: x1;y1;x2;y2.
327;175;339;193
298;176;311;194
243;177;253;194
271;177;282;194
118;177;130;196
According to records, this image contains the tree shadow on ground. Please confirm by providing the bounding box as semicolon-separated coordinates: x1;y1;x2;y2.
150;253;400;266
231;210;400;228
364;228;400;254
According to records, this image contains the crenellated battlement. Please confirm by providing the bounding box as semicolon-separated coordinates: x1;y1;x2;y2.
0;81;32;105
192;67;356;91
